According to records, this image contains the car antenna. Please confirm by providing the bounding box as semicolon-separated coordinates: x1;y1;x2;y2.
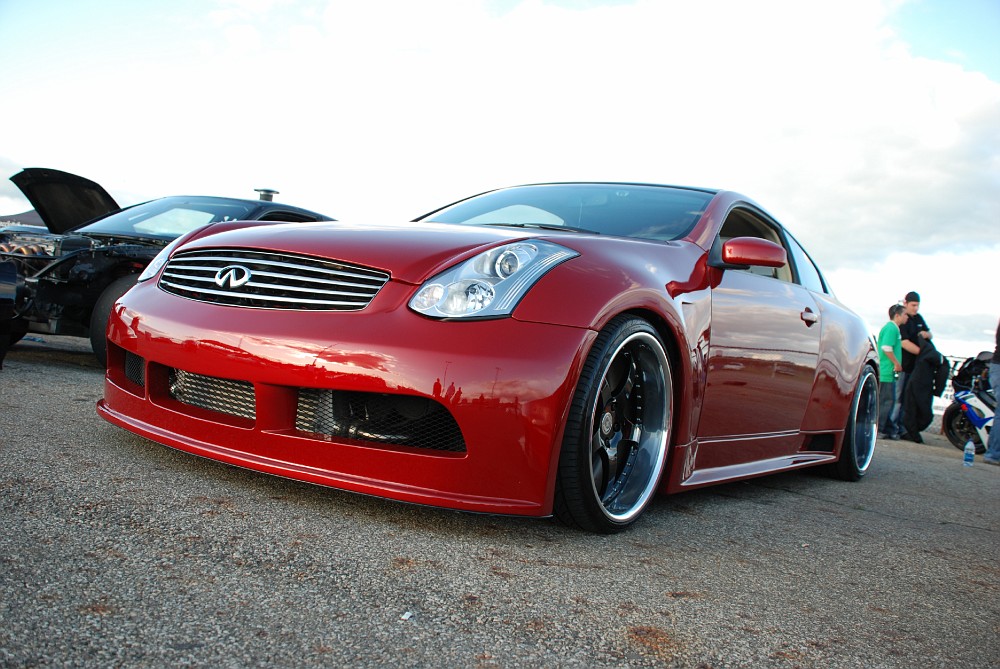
255;188;279;202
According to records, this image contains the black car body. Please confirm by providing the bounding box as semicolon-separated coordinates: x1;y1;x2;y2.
0;168;333;367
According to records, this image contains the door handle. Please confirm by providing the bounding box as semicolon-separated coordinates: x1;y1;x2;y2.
800;308;819;326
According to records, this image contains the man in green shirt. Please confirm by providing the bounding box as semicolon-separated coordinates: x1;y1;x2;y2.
878;304;908;439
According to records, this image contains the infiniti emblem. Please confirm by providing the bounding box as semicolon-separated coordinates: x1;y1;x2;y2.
214;265;252;289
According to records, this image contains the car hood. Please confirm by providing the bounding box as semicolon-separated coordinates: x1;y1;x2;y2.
181;220;561;284
10;167;121;234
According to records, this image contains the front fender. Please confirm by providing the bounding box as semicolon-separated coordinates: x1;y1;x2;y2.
513;239;713;447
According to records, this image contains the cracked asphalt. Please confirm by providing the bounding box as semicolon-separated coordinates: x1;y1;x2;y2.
1;336;998;668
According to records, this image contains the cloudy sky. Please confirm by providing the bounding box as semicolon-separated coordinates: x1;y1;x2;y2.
1;0;998;356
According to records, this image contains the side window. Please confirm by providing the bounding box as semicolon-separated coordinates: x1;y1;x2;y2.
787;235;827;293
717;209;792;283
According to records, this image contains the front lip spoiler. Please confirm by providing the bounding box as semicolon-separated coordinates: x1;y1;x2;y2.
95;396;546;516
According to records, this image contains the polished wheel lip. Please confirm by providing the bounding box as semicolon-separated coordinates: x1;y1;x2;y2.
853;372;878;472
588;331;671;524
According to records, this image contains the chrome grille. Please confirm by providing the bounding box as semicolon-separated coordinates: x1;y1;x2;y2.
297;390;466;452
169;369;256;420
158;248;390;310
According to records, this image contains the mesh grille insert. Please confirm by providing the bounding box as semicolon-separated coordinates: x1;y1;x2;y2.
169;369;256;420
297;390;465;452
158;248;390;311
124;351;145;387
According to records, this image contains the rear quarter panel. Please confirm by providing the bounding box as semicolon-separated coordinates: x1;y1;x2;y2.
801;292;878;433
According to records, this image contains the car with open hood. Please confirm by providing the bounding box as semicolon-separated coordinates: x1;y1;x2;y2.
97;182;878;532
0;168;333;367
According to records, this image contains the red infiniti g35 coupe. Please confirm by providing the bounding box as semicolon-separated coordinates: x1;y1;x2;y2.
97;182;878;533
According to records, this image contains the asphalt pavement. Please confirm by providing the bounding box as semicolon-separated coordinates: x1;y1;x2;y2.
1;336;998;668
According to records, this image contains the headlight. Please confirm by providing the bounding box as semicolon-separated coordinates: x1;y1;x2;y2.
137;237;184;282
409;240;578;319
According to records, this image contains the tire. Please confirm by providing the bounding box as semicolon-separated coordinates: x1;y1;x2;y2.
554;316;673;533
89;274;139;367
942;402;986;454
833;365;879;481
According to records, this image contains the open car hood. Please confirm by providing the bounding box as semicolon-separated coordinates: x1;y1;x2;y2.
10;167;121;234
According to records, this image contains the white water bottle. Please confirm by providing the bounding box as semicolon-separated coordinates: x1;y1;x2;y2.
963;440;975;467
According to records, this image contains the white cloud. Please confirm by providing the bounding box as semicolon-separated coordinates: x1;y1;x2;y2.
827;246;1000;357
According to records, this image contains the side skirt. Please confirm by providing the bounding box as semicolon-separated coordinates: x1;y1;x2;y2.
662;430;843;493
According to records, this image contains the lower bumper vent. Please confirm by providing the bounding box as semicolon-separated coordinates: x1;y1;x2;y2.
297;390;465;452
124;351;145;387
169;369;256;420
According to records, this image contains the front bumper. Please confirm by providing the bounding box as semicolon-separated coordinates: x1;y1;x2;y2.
97;279;597;516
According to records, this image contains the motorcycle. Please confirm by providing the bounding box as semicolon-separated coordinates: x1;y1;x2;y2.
942;351;995;454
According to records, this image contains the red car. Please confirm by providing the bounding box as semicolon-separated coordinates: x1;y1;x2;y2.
97;183;878;533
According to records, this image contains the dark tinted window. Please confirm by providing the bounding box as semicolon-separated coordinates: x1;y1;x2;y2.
718;208;793;283
787;235;826;293
421;184;714;241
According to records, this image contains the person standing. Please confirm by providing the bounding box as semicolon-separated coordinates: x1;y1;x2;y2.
877;304;908;439
898;291;931;442
984;319;1000;466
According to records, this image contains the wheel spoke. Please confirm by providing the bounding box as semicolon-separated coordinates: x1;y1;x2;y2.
591;340;663;513
601;438;639;503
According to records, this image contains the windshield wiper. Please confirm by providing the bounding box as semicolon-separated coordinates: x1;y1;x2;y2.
481;222;597;234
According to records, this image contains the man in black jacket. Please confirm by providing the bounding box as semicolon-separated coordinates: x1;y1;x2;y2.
902;337;945;441
898;291;933;442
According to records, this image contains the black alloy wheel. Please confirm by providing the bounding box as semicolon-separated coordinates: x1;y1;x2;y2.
554;316;673;533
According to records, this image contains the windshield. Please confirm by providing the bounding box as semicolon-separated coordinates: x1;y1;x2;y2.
421;184;714;241
78;196;258;240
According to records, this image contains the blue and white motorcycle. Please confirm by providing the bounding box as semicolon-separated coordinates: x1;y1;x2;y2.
942;352;994;454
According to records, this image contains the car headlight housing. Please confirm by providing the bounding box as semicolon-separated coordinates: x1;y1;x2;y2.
137;237;184;282
409;240;578;319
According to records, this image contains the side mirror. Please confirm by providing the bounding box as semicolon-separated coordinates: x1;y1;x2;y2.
709;236;787;270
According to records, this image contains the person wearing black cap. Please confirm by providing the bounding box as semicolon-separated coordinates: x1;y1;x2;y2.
897;291;932;442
